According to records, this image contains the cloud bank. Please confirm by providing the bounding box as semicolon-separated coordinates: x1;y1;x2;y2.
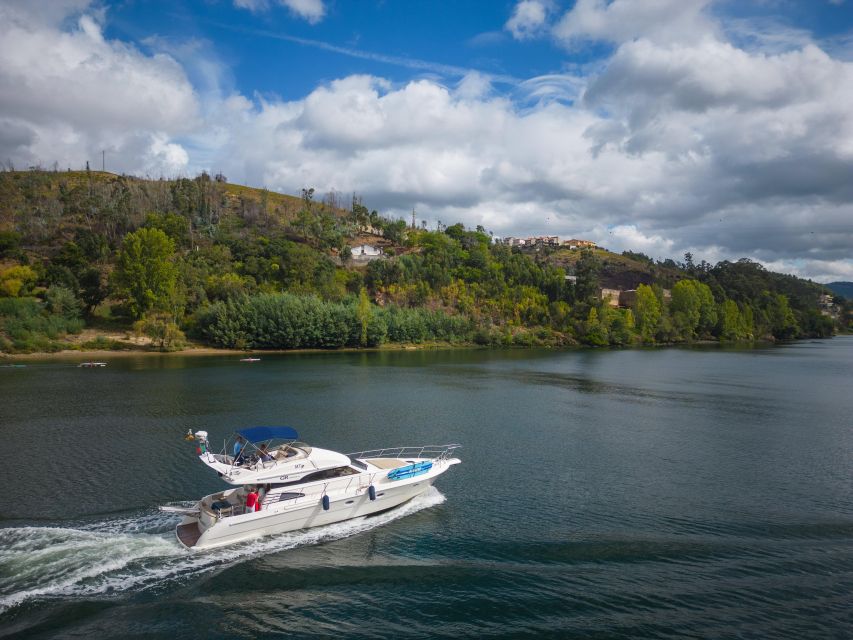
0;1;197;175
1;0;852;282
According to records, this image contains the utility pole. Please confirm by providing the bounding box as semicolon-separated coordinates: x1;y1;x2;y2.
411;208;416;229
101;150;105;172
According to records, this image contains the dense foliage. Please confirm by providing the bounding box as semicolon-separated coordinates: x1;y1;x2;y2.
0;295;83;352
0;168;845;353
196;292;471;349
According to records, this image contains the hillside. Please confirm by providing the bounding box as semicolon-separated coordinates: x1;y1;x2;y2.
0;169;322;249
0;168;845;353
548;247;681;289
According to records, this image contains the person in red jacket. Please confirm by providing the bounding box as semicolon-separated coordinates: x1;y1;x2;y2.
245;487;259;513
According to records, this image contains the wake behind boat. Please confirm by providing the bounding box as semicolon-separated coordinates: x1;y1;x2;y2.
164;426;460;550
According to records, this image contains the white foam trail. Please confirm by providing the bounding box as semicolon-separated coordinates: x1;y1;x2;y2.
76;505;194;534
0;488;445;613
0;527;181;612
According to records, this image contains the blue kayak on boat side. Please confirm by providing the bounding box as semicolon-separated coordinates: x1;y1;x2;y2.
387;460;433;480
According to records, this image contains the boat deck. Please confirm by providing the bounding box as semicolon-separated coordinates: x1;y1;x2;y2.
177;522;202;548
366;457;408;469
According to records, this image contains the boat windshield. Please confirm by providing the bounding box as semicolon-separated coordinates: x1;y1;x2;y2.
291;441;312;455
220;436;313;468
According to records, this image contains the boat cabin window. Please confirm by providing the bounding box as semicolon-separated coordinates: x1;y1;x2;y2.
300;466;358;483
349;457;368;470
267;466;359;488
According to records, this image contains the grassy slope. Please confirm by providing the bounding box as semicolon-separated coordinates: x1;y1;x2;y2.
0;170;338;256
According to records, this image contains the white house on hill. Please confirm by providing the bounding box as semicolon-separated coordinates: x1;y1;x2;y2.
348;243;384;262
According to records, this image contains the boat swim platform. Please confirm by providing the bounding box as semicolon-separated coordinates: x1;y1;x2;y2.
177;522;202;548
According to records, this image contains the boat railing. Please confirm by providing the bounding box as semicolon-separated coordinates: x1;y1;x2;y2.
251;476;378;515
346;443;461;462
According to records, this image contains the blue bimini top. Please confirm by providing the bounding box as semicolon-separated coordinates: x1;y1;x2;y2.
237;426;299;443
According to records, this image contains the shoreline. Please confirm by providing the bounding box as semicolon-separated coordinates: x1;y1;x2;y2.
0;341;484;362
4;337;841;363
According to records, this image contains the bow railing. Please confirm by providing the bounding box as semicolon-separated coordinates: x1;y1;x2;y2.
346;443;461;462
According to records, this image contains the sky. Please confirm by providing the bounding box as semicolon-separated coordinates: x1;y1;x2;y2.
1;0;852;282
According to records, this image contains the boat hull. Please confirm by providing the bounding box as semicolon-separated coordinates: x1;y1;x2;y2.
177;476;436;550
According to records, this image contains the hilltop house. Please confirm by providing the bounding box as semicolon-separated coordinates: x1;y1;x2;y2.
501;236;560;248
563;239;597;250
818;293;839;318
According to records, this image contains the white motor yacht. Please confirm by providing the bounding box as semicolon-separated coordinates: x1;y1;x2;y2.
164;426;461;550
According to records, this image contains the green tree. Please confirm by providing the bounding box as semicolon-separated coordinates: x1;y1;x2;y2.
144;211;190;247
635;284;661;342
574;249;601;303
670;279;701;339
0;231;22;259
383;218;408;244
133;312;186;351
351;199;370;231
606;307;636;345
0;264;37;297
45;285;83;320
696;281;718;335
78;267;106;314
357;287;371;346
206;272;251;302
113;228;178;318
296;188;315;240
719;299;742;340
583;307;608;346
766;293;798;340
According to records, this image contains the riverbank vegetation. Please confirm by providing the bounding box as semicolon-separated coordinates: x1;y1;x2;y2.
1;168;848;353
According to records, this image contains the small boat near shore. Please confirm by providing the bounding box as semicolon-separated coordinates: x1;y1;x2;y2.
78;362;107;368
165;426;460;550
239;357;261;362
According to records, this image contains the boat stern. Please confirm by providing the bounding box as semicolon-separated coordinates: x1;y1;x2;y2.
176;520;203;549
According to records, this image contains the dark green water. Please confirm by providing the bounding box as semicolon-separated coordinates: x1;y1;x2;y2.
1;339;852;639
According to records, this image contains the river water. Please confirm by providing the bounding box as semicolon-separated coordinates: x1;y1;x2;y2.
1;338;851;639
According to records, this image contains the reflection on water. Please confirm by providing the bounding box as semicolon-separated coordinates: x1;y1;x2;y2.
1;338;852;638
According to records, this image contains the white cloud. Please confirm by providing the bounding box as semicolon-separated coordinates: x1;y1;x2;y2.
201;48;853;280
553;0;716;47
281;0;324;23
0;1;198;174
456;72;493;100
0;0;94;28
506;1;552;40
762;258;853;284
584;39;852;116
233;0;265;10
518;74;585;104
144;134;189;175
234;0;325;23
600;224;675;257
